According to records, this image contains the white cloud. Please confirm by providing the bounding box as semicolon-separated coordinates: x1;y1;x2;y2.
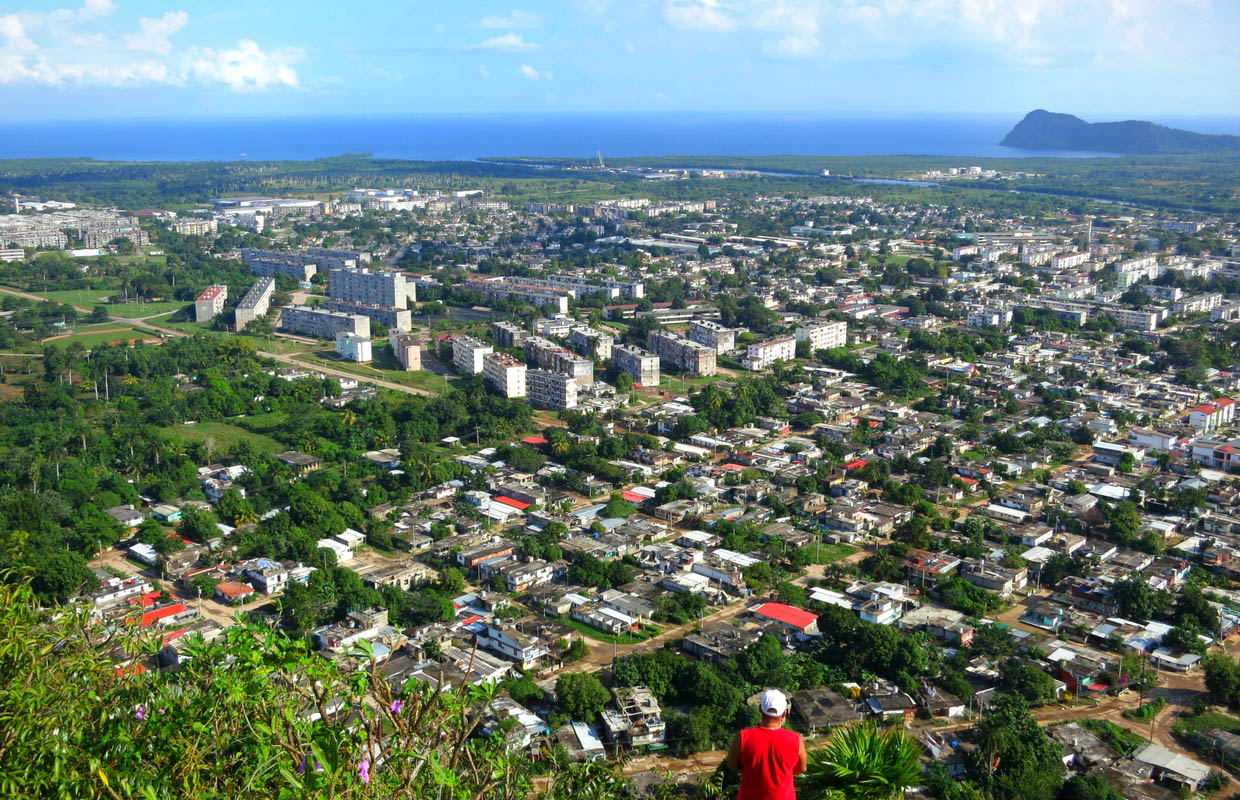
519;63;552;80
123;10;187;55
468;32;540;51
0;2;302;91
189;40;301;91
478;64;491;78
664;0;736;32
480;9;543;29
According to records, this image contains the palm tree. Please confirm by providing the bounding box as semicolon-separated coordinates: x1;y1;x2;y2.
800;723;922;800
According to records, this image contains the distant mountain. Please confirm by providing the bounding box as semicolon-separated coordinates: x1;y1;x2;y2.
1000;110;1240;154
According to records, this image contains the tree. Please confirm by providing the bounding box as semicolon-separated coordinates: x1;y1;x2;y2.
972;694;1065;800
1111;575;1170;623
1104;500;1141;547
1204;654;1240;705
998;658;1058;705
555;673;610;721
1057;774;1124;800
439;566;465;594
800;723;922;800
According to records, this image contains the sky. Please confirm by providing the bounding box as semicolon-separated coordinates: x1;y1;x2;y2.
2;0;1239;121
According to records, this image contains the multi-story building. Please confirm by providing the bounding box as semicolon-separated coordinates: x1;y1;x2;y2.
322;300;412;330
242;249;320;282
305;246;368;266
795;321;847;353
335;331;372;363
194;285;227;323
569;327;613;361
388;329;422;371
548;273;644;299
328;267;411;308
967;307;1013;327
277;305;368;339
1052;252;1090;270
534;315;576;337
233;277;275;331
0;248;24;262
1115;254;1160;289
462;278;570;315
526;369;578;410
1189;398;1237;432
743;336;797;370
1172;293;1223;315
173;219;217;236
600;686;665;748
483;352;527;398
524;336;594;385
688;320;736;353
452;335;493;375
492;320;528;349
613;343;660;387
1193;437;1240;471
647;330;717;376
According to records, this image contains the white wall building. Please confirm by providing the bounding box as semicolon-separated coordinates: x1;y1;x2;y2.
796;321;847;353
453;335;493;375
483;352;527;398
335;331;373;363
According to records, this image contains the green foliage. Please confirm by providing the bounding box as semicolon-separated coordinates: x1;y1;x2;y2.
1056;773;1125;800
800;724;921;800
971;694;1066;800
555;672;611;721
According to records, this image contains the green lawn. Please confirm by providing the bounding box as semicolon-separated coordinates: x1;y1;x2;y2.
1078;719;1145;756
961;450;987;462
31;289;112;308
813;543;858;564
293;348;450;393
1174;710;1240;737
164;421;286;456
105;300;189;319
563;619;662;645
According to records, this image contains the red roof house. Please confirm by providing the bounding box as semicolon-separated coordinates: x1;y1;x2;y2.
753;602;820;634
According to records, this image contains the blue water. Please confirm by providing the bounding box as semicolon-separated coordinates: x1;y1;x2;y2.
1;113;1237;162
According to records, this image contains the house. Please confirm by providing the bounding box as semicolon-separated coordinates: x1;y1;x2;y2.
105;504;145;530
789;688;861;733
752;602;820;637
215;580;256;604
905;551;961;586
1130;743;1210;792
362;562;431;591
600;686;665;748
476;621;550;669
959;559;1028;596
151;504;182;522
276;450;322;474
682;621;763;664
917;686;965;718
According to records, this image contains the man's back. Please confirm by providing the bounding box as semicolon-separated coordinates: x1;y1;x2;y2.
735;725;803;800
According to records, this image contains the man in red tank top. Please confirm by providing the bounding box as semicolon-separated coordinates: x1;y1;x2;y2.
726;689;808;800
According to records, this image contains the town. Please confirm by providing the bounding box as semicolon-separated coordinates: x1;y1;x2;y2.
4;161;1240;800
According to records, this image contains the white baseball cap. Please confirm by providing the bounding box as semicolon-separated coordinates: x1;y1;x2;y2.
760;689;788;717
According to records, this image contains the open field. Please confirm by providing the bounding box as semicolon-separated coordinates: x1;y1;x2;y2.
42;324;150;348
164;420;286;455
31;289;112;308
294;348;455;393
105;300;188;318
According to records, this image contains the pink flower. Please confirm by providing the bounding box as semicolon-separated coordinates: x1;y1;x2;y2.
357;759;371;785
390;699;403;714
134;705;146;720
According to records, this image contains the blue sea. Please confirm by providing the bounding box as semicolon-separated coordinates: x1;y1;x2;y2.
1;113;1238;162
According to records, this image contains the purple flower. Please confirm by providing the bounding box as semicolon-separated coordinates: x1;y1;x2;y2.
134;705;146;720
357;759;370;785
389;699;403;715
157;708;167;714
297;755;307;775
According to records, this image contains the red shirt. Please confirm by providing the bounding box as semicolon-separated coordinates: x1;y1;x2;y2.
737;726;801;800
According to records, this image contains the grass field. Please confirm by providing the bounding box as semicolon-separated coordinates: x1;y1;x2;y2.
42;325;150;348
563;619;662;645
164;421;286;455
814;542;859;564
31;289;112;308
294;348;451;393
1174;710;1240;737
105;301;189;318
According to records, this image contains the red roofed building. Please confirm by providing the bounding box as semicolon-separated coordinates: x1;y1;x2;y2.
845;459;867;470
214;580;256;604
1190;397;1237;432
493;495;530;511
194;284;228;323
621;490;647;504
521;435;548;446
753;602;820;635
140;602;194;629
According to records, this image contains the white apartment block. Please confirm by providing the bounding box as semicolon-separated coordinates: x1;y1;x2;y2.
173;219;217;236
688;320;736;353
278;305;368;339
194;285;227;323
233;277;275;331
1052;252;1090;270
744;336;797;371
613;343;660;387
1115;255;1160;289
462;279;570;315
569;327;614;361
484;353;527;398
335;332;373;363
1189;398;1237;432
328;267;412;308
1172;293;1223;315
0;248;24;262
967;308;1013;328
527;369;578;410
453;335;493;375
647;330;717;376
796;321;847;353
388;329;422;371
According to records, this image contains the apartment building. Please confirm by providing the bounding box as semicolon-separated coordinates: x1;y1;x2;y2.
569;327;614;361
335;331;372;363
548;273;644;299
688;320;736;353
1115;255;1160;289
194;285;227;323
1189;398;1237;432
233;277;275;331
453;335;493;375
305;246;369;266
328;267;411;308
0;248;24;263
613;343;660;387
744;336;797;370
462;278;570;315
1193;437;1240;472
524;336;594;385
277;305;368;339
527;369;578;410
484;352;527;398
967;308;1013;328
647;330;717;376
173;219;217;236
1172;293;1223;315
241;249;320;282
388;329;422;371
322;300;412;330
492;320;528;349
1052;252;1090;270
796;321;847;353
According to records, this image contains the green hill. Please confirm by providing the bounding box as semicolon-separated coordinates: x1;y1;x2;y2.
1000;109;1240;154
